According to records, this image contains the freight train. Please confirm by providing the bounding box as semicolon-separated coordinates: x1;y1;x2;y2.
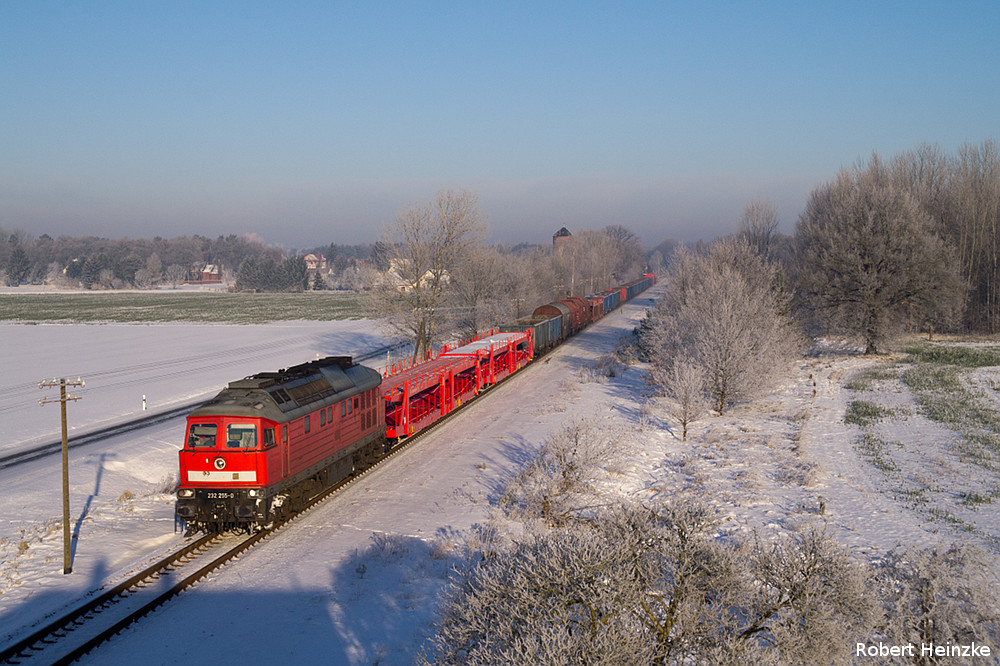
175;274;655;532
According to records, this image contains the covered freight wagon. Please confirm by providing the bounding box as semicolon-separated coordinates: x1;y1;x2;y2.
530;301;572;342
500;314;563;352
534;298;590;337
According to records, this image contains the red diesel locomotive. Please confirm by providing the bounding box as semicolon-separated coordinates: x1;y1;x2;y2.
175;356;385;532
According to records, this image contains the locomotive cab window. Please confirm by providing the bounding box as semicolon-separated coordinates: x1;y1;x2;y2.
226;423;258;448
263;427;276;449
187;423;217;448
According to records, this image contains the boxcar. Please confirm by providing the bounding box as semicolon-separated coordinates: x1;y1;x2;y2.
501;314;562;352
531;301;572;342
561;296;593;332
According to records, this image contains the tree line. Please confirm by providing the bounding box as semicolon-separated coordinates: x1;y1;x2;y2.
0;232;287;289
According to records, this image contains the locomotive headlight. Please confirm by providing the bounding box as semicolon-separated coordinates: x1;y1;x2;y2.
248;489;258;497
178;488;195;498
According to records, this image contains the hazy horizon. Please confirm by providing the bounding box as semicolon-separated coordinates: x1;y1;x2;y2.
3;3;997;249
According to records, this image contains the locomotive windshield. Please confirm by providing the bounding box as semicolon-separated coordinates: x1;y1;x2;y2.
226;423;258;448
187;423;217;448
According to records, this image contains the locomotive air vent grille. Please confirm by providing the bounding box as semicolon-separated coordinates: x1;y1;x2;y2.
286;378;333;402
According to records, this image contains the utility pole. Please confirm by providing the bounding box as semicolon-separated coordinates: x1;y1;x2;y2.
38;377;85;575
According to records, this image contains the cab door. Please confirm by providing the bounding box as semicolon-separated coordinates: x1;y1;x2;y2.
262;423;283;484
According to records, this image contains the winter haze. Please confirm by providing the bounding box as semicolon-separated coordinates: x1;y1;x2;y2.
2;3;998;246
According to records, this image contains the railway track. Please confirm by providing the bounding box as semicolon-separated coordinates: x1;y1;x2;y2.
0;341;410;471
0;349;524;665
0;532;225;665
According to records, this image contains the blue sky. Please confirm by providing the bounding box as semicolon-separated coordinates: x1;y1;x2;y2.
2;2;997;249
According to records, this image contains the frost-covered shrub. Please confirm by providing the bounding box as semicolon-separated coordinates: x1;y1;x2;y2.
592;353;625;378
876;542;1000;650
500;420;625;526
425;504;879;665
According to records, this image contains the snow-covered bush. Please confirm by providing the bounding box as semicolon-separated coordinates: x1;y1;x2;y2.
500;420;625;526
425;502;879;665
876;542;1000;651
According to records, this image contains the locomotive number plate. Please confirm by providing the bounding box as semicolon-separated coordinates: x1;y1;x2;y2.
206;492;236;499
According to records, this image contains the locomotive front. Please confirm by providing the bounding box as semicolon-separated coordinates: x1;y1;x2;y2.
175;395;283;531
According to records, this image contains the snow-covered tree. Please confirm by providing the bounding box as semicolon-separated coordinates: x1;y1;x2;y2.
795;154;965;353
366;189;487;360
644;238;799;415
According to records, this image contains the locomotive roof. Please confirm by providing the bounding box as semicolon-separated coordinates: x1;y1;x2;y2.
190;356;381;423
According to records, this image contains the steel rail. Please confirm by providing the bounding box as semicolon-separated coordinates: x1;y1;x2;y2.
0;532;221;665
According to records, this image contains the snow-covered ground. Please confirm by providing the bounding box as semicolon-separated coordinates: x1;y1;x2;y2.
2;291;998;664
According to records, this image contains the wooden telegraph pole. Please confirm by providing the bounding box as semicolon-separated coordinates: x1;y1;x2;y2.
38;377;85;575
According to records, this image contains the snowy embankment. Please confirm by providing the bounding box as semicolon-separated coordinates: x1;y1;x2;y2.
2;293;998;664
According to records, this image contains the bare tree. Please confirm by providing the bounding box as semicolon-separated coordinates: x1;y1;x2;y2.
659;358;707;441
795;154;966;353
738;198;779;257
367;189;487;360
604;224;645;281
548;226;646;299
948;140;1000;332
448;245;531;339
165;264;186;288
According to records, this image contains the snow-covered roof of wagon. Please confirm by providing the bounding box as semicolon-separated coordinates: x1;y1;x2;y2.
190;356;381;422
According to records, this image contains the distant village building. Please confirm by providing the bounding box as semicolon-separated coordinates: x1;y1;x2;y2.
387;258;448;293
553;227;572;252
303;253;328;274
184;263;222;285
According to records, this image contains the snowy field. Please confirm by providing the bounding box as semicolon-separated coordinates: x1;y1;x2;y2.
0;320;395;453
2;289;999;663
